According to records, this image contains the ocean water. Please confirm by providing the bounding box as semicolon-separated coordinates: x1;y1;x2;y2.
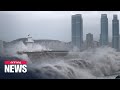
2;41;120;79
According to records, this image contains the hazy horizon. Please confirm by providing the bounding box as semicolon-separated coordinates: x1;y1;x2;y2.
0;11;120;42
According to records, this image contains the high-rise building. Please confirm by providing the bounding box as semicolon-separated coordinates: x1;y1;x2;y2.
100;14;108;46
72;14;83;50
86;33;94;48
112;15;119;51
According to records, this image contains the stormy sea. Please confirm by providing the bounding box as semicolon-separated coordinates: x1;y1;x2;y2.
1;41;120;79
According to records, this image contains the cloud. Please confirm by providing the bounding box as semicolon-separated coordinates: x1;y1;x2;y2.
0;11;120;42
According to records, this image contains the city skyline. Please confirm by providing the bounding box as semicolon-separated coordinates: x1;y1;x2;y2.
0;11;120;42
71;14;120;51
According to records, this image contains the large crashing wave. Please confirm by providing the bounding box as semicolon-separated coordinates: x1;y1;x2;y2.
4;41;50;60
28;47;120;79
4;41;120;79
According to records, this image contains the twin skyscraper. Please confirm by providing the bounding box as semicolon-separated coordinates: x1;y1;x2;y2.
72;14;119;51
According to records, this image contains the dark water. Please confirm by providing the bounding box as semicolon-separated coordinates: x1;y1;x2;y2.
0;53;120;79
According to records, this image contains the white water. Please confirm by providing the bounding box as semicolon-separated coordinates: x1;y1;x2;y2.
4;41;50;60
4;41;120;79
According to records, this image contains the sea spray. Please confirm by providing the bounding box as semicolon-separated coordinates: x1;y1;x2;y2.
4;41;120;79
28;47;120;79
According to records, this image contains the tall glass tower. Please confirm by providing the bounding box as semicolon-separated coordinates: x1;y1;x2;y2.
112;15;119;51
100;14;108;46
72;14;83;50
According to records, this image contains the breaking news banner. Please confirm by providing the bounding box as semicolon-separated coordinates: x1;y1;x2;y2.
4;60;27;73
0;57;40;79
1;11;120;79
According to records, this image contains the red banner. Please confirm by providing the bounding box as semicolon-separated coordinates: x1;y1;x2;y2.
4;60;27;64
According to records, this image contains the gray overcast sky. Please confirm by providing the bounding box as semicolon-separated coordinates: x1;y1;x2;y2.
0;11;120;42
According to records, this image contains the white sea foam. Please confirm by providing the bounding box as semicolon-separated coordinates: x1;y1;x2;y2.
27;46;120;79
4;41;120;79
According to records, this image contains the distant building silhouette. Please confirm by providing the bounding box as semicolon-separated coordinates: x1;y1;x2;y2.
86;33;94;48
100;14;108;46
112;15;119;51
72;14;83;51
93;41;100;48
